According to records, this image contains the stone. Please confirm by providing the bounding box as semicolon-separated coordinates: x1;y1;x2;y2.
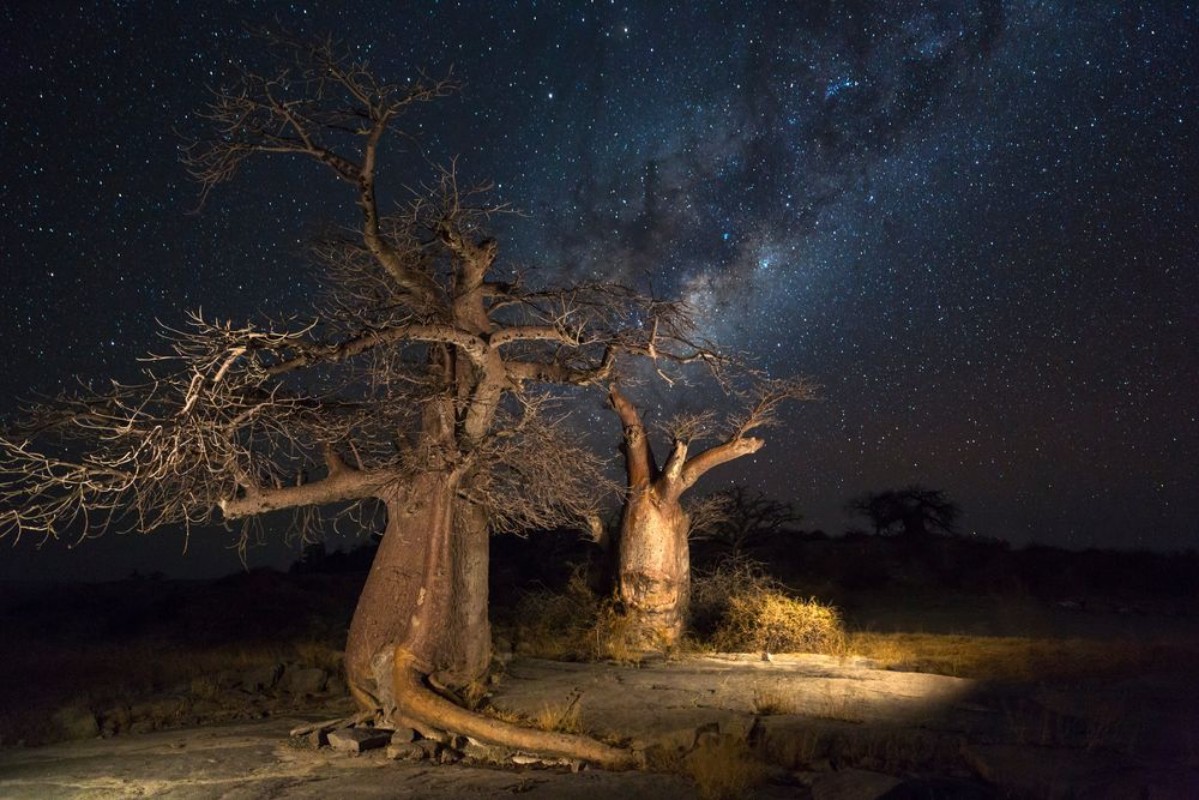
327;727;391;754
385;741;427;761
390;727;418;744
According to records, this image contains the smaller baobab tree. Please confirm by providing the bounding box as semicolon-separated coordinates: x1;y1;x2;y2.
845;485;960;540
608;377;816;649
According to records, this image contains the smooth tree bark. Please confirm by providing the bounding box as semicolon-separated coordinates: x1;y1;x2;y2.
608;382;811;648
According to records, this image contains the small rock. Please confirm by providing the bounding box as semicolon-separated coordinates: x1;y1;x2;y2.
327;727;391;754
386;741;427;760
390;727;418;744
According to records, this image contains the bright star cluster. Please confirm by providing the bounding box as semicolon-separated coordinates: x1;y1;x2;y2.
1;2;1195;577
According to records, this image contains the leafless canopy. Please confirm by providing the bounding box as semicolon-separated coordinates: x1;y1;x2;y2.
687;486;804;548
0;34;717;548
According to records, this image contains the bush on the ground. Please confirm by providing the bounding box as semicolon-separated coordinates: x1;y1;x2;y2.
692;559;846;655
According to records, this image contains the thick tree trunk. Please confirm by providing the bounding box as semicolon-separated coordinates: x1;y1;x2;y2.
618;489;690;648
609;385;765;652
342;468;634;768
345;469;488;709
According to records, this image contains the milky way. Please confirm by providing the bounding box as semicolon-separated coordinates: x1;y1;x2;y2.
2;2;1195;578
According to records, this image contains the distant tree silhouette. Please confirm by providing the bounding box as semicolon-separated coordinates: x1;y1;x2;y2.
846;485;959;539
689;486;803;557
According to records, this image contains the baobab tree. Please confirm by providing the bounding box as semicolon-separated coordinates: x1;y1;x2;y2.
0;36;714;766
608;378;815;648
846;485;960;540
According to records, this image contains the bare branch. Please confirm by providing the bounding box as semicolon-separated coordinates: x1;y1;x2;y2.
608;384;656;489
218;465;393;520
181;33;458;304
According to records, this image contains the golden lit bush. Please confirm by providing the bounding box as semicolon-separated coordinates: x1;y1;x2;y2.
693;560;846;655
711;589;845;654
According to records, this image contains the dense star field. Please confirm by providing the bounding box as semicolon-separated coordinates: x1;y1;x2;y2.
1;2;1195;578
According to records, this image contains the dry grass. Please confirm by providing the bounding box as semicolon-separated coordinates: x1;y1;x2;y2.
511;572;603;660
752;689;800;716
483;696;584;736
532;696;584;734
587;599;652;662
693;561;846;656
682;735;767;800
460;678;490;711
844;631;1195;682
753;685;864;722
810;689;867;724
511;572;656;664
711;589;845;655
762;724;958;774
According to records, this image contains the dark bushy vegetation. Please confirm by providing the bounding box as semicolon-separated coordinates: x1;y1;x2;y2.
3;529;1195;748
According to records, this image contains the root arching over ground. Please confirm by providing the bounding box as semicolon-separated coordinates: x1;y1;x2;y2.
353;647;638;770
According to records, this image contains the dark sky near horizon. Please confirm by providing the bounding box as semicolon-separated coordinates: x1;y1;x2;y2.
1;1;1196;580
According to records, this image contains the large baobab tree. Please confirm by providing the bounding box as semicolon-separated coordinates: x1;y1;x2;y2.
0;36;708;766
608;378;815;648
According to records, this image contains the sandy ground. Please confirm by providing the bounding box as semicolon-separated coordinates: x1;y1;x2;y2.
0;718;704;799
2;654;1196;799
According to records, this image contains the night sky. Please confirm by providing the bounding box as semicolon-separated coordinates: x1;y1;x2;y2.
2;2;1196;580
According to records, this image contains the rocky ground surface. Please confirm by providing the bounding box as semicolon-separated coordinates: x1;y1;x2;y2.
2;654;1196;799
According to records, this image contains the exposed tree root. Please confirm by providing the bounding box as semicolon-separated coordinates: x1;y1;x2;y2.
389;648;638;770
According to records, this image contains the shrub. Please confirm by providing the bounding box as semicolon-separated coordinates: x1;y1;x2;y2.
511;571;646;663
511;572;600;659
693;560;845;655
